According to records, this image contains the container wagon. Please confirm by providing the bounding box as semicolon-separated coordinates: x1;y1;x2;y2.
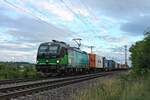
88;54;104;72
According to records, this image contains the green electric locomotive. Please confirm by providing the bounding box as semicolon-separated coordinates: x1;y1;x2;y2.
36;40;89;75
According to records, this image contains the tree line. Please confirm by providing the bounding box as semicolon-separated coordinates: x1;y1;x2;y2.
130;30;150;75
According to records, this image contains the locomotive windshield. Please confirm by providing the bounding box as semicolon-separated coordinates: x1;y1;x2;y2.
38;45;59;54
39;45;48;53
48;45;59;53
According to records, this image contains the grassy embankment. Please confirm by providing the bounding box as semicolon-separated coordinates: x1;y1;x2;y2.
75;70;150;100
0;62;37;80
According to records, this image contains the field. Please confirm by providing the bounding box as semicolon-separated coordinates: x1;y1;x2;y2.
74;71;150;100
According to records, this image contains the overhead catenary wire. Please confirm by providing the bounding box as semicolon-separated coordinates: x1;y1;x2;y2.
78;0;99;32
60;0;100;49
78;0;121;61
4;0;97;37
78;0;109;34
3;0;108;39
79;0;98;20
58;0;96;48
4;0;104;46
67;0;112;51
3;0;92;48
3;0;45;23
2;0;72;38
60;0;97;34
59;0;89;27
70;0;98;34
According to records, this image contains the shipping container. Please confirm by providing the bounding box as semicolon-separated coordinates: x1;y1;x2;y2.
106;60;115;69
88;54;96;68
95;55;103;68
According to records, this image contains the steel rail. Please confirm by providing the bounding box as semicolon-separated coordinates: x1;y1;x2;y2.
0;78;49;85
0;74;91;85
0;72;113;99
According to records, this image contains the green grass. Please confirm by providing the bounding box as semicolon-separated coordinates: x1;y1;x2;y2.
74;71;150;100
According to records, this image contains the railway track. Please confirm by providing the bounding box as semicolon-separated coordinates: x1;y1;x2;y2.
0;74;88;86
0;71;115;100
0;78;49;86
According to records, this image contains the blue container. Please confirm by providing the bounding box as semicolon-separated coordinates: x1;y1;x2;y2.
107;60;115;69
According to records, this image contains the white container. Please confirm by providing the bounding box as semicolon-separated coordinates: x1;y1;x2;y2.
95;55;103;68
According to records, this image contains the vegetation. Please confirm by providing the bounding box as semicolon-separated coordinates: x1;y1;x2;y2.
129;31;150;75
74;72;150;100
0;62;37;80
74;30;150;100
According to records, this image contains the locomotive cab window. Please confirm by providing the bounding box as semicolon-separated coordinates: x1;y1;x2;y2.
38;45;48;53
48;45;59;54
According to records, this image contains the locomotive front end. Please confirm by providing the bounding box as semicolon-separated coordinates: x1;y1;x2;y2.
36;42;61;74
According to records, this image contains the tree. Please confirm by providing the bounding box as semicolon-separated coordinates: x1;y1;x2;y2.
129;31;150;74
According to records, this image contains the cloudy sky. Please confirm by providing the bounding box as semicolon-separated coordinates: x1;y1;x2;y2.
0;0;149;64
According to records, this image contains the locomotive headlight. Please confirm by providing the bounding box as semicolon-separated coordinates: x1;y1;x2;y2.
56;60;60;63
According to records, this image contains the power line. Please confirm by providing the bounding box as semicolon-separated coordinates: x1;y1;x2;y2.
69;0;97;34
78;0;109;35
79;0;98;22
3;0;73;38
61;0;101;49
4;0;97;36
3;0;44;22
60;0;98;35
67;0;109;49
60;0;88;26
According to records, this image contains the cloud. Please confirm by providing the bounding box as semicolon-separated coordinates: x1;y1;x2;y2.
0;50;36;63
35;1;75;21
0;41;36;52
97;35;129;45
120;15;150;36
0;13;74;43
85;0;150;19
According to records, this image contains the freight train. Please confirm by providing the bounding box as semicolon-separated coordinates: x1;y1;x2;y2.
36;40;127;75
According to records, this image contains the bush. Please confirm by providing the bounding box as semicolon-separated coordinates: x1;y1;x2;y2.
0;62;37;80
